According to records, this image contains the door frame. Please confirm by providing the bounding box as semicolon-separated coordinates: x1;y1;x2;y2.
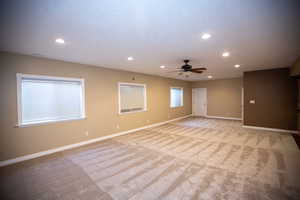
241;87;244;123
192;88;207;117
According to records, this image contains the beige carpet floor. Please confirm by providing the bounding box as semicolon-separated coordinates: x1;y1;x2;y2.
1;117;300;200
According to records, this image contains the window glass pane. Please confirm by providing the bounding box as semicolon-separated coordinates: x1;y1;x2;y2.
120;84;145;113
171;88;183;107
21;78;83;124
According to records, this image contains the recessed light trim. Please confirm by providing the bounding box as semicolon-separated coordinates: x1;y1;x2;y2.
160;65;165;69
127;57;134;61
222;52;230;57
208;75;213;79
201;33;211;40
55;38;65;44
234;64;240;68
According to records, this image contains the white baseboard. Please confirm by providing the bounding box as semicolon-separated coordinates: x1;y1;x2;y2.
205;115;242;121
192;114;206;117
242;125;299;134
0;114;192;167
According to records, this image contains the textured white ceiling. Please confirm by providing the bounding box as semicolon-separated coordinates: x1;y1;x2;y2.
1;0;300;81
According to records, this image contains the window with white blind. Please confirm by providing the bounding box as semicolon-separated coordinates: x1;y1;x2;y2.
118;82;147;114
17;74;85;126
170;87;183;108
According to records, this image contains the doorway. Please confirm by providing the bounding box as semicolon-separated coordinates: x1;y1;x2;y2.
192;88;207;116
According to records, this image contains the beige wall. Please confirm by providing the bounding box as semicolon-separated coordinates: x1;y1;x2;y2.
0;52;192;161
191;78;242;119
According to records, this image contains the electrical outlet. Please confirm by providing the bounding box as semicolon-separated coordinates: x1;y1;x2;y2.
147;119;150;123
249;100;255;104
85;131;89;136
116;124;120;129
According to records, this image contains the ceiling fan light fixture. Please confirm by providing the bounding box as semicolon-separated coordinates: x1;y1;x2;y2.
170;60;207;76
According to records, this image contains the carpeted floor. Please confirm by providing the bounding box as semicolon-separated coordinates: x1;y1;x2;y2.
1;117;300;200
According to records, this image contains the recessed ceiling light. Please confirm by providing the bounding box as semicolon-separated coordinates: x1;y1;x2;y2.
208;75;213;79
222;52;230;57
234;64;240;68
55;38;65;44
160;65;165;69
127;57;134;61
201;33;211;40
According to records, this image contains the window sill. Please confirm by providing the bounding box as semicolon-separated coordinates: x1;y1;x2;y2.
16;117;86;128
170;105;184;108
119;109;147;115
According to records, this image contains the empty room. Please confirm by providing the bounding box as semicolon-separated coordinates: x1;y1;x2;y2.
1;0;300;199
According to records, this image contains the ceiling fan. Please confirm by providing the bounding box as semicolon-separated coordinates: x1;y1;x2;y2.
169;60;207;77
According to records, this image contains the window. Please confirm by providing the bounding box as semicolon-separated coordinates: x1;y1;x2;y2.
17;74;85;126
118;82;147;114
170;87;183;108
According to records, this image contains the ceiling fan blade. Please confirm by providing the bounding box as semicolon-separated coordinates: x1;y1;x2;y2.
191;70;203;74
191;67;207;71
166;69;184;73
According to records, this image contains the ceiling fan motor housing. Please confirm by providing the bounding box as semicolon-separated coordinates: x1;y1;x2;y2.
182;59;192;71
182;65;192;71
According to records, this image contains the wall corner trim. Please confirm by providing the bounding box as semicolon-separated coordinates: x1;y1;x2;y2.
0;114;192;167
205;115;242;121
242;125;299;134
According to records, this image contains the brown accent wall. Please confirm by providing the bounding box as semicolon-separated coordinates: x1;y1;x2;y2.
0;52;192;161
192;78;243;119
243;68;297;130
298;80;300;132
290;57;300;77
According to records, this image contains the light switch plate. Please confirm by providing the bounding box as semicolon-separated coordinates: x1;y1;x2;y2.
250;100;255;104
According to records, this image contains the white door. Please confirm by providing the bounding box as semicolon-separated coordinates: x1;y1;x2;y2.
192;88;207;116
241;87;244;122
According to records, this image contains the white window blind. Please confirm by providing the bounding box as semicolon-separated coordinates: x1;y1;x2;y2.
119;83;146;113
17;74;85;126
170;87;183;108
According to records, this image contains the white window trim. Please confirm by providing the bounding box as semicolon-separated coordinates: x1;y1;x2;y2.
170;87;184;108
118;82;147;115
16;73;86;127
